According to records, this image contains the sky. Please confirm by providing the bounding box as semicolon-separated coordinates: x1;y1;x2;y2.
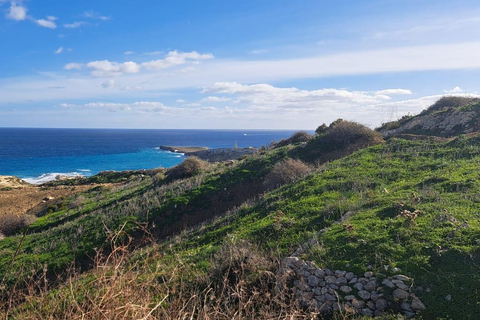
1;0;480;129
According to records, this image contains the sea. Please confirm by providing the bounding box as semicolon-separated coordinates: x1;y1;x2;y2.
0;128;298;184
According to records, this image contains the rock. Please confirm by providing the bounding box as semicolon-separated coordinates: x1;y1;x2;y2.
392;267;402;273
325;269;334;276
307;275;319;287
283;256;300;268
294;280;310;291
411;297;426;311
393;288;409;300
358;277;368;284
446;294;452;301
401;301;412;312
405;311;416;319
364;271;373;278
364;280;377;291
345;272;355;281
312;287;322;296
375;298;388;311
396;282;409;291
321;287;328;295
382;279;395;288
344;295;355;301
314;269;325;278
349;277;358;284
395;275;411;282
325;275;337;284
358;290;371;301
362;308;374;317
371;292;381;301
315;295;326;303
340;285;352;293
352;299;365;309
332;302;345;312
353;283;364;291
335;270;346;278
325;293;336;301
367;300;376;310
336;277;348;285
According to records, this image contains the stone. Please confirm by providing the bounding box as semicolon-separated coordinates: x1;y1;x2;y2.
396;282;409;291
375;298;388;311
395;275;411;282
364;281;377;291
340;285;352;293
301;292;314;301
345;272;355;281
376;286;384;293
321;287;328;295
336;277;348;285
401;301;412;312
362;308;374;317
367;300;376;310
364;271;373;278
358;290;371;301
358;277;368;284
446;294;452;301
335;270;346;278
349;277;357;284
312;287;322;295
325;275;337;284
367;264;373;269
370;292;381;301
315;295;326;303
392;267;402;273
352;299;365;309
411;297;426;311
332;303;345;312
325;293;336;301
393;288;409;300
353;283;364;291
328;288;337;295
300;269;311;277
344;295;355;301
283;256;300;268
325;269;334;276
294;280;310;291
405;311;416;319
307;275;319;287
314;269;325;278
382;279;395;288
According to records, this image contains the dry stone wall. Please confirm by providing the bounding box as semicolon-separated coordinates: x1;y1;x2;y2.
278;256;426;318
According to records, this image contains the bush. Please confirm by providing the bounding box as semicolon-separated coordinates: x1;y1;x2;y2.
322;119;383;146
264;158;312;189
0;213;35;236
275;131;313;148
166;156;209;180
315;123;328;135
422;96;480;115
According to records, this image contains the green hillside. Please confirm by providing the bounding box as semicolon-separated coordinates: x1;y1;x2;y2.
1;102;480;319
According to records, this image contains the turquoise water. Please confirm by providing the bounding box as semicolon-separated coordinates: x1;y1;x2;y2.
0;128;298;183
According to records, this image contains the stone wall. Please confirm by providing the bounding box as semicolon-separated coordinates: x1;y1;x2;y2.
278;256;426;318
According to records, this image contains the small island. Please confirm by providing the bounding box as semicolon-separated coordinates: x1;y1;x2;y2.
160;145;257;162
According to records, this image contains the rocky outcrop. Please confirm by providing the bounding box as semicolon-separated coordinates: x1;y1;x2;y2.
378;97;480;138
189;148;257;162
277;257;426;318
0;175;29;188
160;145;257;162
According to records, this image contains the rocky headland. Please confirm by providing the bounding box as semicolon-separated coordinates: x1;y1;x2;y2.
160;145;257;162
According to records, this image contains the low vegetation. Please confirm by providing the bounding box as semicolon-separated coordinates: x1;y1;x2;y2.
1;99;480;319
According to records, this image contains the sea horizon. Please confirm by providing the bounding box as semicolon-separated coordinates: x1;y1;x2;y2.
0;128;302;184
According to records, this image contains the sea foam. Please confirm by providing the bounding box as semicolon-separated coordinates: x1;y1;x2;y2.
23;172;84;185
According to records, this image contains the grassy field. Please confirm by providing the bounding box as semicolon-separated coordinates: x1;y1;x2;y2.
1;117;480;318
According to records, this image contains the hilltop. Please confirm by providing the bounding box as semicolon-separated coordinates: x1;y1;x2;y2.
0;97;479;319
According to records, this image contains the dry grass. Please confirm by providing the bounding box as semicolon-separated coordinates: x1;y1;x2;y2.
0;213;35;237
167;156;210;180
275;131;314;148
264;159;312;190
3;227;321;320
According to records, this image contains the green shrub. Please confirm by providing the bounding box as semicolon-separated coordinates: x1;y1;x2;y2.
0;213;35;236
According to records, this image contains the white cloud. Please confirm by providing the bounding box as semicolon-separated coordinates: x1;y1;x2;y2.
54;47;63;54
46;15;57;21
375;89;412;95
35;18;56;29
176;99;186;104
444;86;465;94
83;11;110;21
124;51;134;55
86;60;140;77
141;50;214;71
64;63;82;70
64;21;87;28
249;49;269;54
201;96;232;102
6;1;27;21
101;79;116;89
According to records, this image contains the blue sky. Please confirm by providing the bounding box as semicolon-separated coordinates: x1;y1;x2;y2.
1;0;480;129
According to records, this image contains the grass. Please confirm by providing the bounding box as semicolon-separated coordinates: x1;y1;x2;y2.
1;130;480;318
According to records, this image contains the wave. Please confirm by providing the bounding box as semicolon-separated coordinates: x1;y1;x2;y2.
23;172;85;185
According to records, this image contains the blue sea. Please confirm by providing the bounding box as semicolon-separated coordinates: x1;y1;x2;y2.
0;128;298;184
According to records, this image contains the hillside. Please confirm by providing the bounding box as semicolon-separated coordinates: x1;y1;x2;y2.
378;96;480;138
1;104;480;319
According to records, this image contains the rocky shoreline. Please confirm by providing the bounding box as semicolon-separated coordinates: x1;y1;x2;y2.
160;145;257;162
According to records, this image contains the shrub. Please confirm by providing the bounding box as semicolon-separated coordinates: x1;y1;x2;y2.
422;96;480;115
275;131;313;148
0;213;35;236
166;156;209;180
264;158;312;189
322;119;383;146
315;123;328;135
